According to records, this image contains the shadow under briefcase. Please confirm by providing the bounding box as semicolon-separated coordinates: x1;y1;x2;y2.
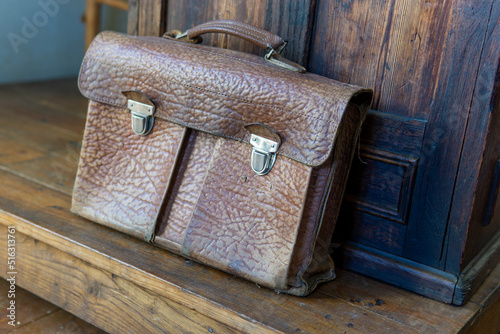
72;20;372;296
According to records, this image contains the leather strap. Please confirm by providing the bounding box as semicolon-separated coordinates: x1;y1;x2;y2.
186;20;286;51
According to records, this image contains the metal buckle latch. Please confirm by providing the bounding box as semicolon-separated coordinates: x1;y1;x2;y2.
264;42;306;73
127;99;155;136
245;123;281;176
249;134;279;175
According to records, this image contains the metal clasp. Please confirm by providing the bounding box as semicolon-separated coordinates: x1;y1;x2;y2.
162;30;202;44
264;42;306;73
127;99;155;136
249;134;279;175
245;123;281;176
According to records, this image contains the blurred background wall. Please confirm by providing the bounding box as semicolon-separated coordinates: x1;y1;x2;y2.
0;0;127;85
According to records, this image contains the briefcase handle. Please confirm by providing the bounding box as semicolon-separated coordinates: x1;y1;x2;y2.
165;19;306;73
184;19;286;52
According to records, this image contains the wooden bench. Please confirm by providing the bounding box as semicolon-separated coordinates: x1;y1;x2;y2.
0;79;499;333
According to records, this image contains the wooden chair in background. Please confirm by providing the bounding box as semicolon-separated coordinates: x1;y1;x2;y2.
84;0;128;49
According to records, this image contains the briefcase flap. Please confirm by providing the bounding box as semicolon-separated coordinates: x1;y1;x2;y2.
78;31;371;167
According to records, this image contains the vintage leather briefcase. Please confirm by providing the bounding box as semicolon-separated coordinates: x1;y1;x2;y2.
72;20;372;296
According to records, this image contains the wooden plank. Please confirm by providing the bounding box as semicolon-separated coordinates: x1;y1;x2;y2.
335;243;458;304
0;101;85;136
319;268;478;333
320;260;500;334
0;170;437;334
0;79;88;118
453;230;500;305
8;309;106;334
165;0;316;65
358;111;426;158
0;79;85;195
447;0;500;273
138;0;167;36
0;140;45;166
459;262;500;334
0;232;238;334
85;0;101;49
0;108;82;155
0;173;496;333
1;277;105;333
0;279;59;331
127;0;139;35
0;110;82;194
460;296;500;334
0;150;78;196
0;79;86;138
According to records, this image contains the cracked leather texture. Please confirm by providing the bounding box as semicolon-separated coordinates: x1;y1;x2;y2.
73;30;373;295
155;131;218;253
78;31;371;167
72;101;185;240
182;137;311;289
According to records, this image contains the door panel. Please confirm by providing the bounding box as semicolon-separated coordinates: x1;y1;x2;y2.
336;111;426;255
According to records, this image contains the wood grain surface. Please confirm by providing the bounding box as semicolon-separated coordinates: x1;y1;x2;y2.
0;279;105;333
448;0;500;273
308;0;500;273
0;78;498;333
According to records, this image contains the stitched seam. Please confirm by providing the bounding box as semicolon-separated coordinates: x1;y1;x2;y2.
216;22;284;46
81;83;337;166
213;25;265;43
141;33;296;75
85;97;332;165
80;75;337;165
207;22;265;41
194;43;298;74
81;57;329;123
208;23;278;47
199;21;283;44
184;46;291;74
180;82;327;122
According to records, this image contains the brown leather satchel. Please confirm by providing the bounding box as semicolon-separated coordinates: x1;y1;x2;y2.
72;20;372;296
